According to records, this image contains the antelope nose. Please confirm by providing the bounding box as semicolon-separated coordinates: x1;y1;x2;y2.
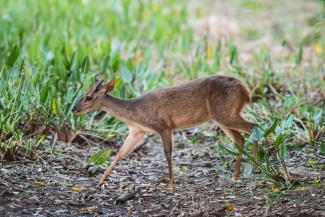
71;108;75;112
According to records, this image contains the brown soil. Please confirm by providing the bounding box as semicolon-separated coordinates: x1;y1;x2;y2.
1;130;325;217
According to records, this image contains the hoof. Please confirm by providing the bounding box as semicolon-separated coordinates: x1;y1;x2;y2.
167;184;174;189
96;182;104;189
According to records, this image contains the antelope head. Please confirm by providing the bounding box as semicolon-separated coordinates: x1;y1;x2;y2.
71;76;115;114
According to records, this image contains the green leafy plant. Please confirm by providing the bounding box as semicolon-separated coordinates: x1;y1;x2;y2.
89;148;111;166
221;119;296;188
307;159;320;169
313;177;321;184
182;166;189;172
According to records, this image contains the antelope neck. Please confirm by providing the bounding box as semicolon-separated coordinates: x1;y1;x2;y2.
100;94;139;124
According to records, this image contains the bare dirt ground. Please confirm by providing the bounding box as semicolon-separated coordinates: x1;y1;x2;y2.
1;128;325;217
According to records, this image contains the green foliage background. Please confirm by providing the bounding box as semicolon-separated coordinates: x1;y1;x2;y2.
0;0;325;166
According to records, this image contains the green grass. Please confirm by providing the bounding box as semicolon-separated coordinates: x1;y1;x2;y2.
0;0;324;185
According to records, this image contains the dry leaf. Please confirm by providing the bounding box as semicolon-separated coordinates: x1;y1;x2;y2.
75;208;84;213
223;204;234;211
299;187;304;191
126;207;134;212
35;182;44;185
273;187;281;192
75;206;98;213
97;197;102;204
71;187;82;192
87;206;97;212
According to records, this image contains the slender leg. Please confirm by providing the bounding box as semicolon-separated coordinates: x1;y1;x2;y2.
99;125;146;183
159;130;175;188
216;116;260;179
220;127;245;180
219;118;260;173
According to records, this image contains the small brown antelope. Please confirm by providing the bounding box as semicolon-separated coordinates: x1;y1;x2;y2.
72;75;258;187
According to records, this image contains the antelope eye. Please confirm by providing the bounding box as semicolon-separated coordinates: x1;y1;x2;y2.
86;96;92;101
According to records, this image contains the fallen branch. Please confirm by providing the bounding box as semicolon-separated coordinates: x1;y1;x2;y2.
116;184;137;203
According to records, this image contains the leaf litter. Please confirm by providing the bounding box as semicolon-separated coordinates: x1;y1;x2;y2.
0;131;324;216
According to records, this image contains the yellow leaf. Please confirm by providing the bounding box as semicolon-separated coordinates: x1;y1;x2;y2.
315;44;322;55
152;2;159;13
223;204;234;211
207;45;212;60
273;187;281;192
166;68;172;76
299;187;304;191
75;208;84;213
35;182;44;185
71;187;82;192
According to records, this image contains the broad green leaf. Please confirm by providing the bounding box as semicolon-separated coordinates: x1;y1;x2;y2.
279;144;287;158
274;133;283;149
54;47;63;63
284;114;294;129
6;45;19;67
62;53;70;70
65;42;73;58
243;164;253;178
310;109;322;121
40;82;49;104
257;146;264;161
102;55;110;73
284;96;295;108
299;105;308;117
251;126;264;141
114;76;123;92
29;41;41;65
77;45;87;66
52;98;60;116
51;85;57;98
82;56;90;74
89;148;111;165
260;121;269;131
121;65;133;83
109;48;120;72
275;125;283;135
218;142;238;156
263;119;277;137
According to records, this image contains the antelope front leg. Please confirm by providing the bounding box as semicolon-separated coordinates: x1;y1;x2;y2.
99;125;146;183
160;130;175;188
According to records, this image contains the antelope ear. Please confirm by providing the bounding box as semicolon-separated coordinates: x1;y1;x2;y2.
105;77;116;94
95;75;101;84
